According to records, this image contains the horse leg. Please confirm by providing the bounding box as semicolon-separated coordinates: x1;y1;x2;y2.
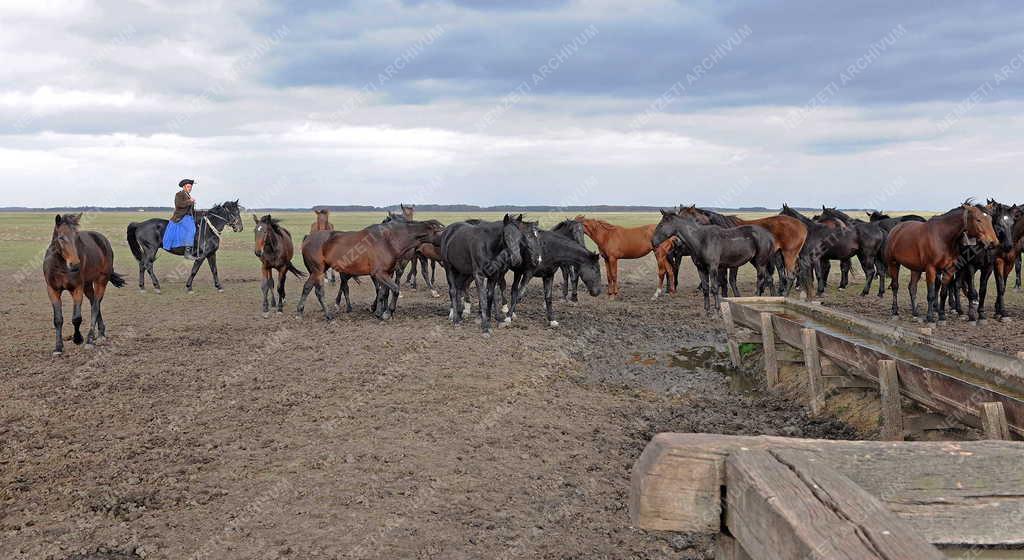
978;265;992;323
729;267;739;297
277;267;288;313
145;248;161;293
204;253;222;291
816;258;829;295
405;256;418;288
341;277;353;312
260;267;272;317
925;268;938;323
185;256;204;293
1015;252;1022;290
71;287;84;345
839;258;851;289
48;287;64;356
888;263;900;316
907;270;921;318
717;268;728;297
373;271;400;320
137;258;146;291
697;265;711;313
313;282;332;321
445;265;458;322
369;277;381;315
606;256;619;298
858;253;875;296
996;259;1010;319
93;281;108;338
543;276;557;326
475;273;491;333
296;272;321;317
709;261;723;315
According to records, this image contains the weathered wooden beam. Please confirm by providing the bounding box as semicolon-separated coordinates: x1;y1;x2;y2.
759;312;778;388
822;375;876;391
715;534;753;560
801;328;824;414
721;301;742;367
726;449;944;559
630;433;1024;548
878;360;904;441
982;401;1012;440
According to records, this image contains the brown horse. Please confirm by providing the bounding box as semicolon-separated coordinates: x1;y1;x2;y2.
678;206;807;296
310;208;336;284
254;215;306;317
297;218;443;320
885;203;999;323
574;215;674;298
44;214;126;356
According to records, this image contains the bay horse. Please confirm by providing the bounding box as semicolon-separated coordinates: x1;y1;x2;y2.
127;200;243;293
298;218;443;320
884;202;999;323
573;215;676;299
504;230;603;326
652;211;774;314
253;215;306;317
441;215;541;334
45;214;126;356
310;208;336;284
678;206;807;296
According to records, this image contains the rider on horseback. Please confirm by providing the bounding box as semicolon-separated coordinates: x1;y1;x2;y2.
162;179;199;260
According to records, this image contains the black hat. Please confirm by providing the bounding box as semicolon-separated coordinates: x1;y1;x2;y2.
179;179;195;188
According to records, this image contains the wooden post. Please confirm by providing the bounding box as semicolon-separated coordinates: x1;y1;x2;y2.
878;360;904;441
801;328;823;414
759;312;778;388
715;533;752;560
721;301;741;368
981;402;1011;440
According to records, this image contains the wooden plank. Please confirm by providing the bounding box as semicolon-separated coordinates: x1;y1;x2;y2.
878;360;904;441
823;375;875;390
760;312;778;388
982;402;1012;440
802;328;824;414
715;533;753;560
726;449;944;560
721;301;741;367
630;433;1024;547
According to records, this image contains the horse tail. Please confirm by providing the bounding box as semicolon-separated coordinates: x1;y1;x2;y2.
127;222;143;261
109;271;127;288
286;260;307;278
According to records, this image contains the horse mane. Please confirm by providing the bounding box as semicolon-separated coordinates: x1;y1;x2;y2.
582;217;616;231
58;213;81;228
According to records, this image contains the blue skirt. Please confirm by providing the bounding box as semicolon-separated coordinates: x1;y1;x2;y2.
163;215;196;250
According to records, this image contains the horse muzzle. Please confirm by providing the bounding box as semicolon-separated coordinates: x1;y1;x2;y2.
254;250;263;258
67;264;81;274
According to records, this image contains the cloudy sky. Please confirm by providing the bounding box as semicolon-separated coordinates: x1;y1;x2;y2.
2;0;1024;210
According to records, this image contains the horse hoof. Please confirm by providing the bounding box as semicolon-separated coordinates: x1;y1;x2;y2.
154;288;161;294
382;312;392;320
651;289;661;300
501;304;509;314
138;288;146;293
187;290;195;295
499;320;510;328
262;312;270;319
448;310;454;321
1001;316;1012;323
52;351;62;357
276;310;283;315
549;320;559;328
217;288;225;293
431;290;440;298
913;317;923;323
398;293;403;299
482;330;492;338
968;321;978;326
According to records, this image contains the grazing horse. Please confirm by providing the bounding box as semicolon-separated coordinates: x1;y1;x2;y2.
44;214;126;356
505;230;604;326
127;200;243;293
573;215;675;299
818;207;888;297
253;215;306;317
884;202;999;323
441;215;541;334
652;211;774;314
310;208;336;284
298;218;443;320
947;201;1020;322
678;206;807;296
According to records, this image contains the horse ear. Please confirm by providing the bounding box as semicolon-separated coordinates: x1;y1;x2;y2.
504;214;512;225
55;214;62;225
252;214;259;224
660;209;672;217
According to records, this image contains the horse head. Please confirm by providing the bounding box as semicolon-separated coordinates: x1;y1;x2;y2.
501;214;525;267
514;215;542;267
962;201;999;249
219;200;244;232
52;213;82;272
253;214;281;258
676;205;710;224
986;200;1017;253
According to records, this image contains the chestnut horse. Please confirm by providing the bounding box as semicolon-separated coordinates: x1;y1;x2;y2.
44;214;126;356
884;202;999;323
573;215;675;299
677;206;807;296
254;215;306;317
310;208;336;284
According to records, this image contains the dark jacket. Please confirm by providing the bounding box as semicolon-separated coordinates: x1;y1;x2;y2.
171;190;195;222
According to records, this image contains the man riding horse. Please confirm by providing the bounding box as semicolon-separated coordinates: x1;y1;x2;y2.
162;179;200;260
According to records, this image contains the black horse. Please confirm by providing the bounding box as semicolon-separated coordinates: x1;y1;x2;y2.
550;219;588;301
504;230;603;326
867;211;927;224
652;211;774;314
817;207;888;297
127;200;243;293
681;207;779;296
946;201;1017;322
781;204;861;296
441;215;541;334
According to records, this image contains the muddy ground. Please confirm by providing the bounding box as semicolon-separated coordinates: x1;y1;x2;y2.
2;254;909;560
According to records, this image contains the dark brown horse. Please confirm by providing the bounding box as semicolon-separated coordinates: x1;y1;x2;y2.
884;202;999;323
297;218;443;320
310;208;336;284
44;214;126;356
254;215;306;317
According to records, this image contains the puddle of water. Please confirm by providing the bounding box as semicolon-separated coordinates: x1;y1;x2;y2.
668;345;760;393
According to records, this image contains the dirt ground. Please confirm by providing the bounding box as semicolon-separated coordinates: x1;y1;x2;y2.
0;250;915;560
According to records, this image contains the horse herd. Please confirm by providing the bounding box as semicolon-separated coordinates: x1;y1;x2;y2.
41;199;1022;354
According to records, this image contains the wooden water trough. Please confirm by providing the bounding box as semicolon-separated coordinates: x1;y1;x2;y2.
630;433;1024;559
720;296;1024;440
